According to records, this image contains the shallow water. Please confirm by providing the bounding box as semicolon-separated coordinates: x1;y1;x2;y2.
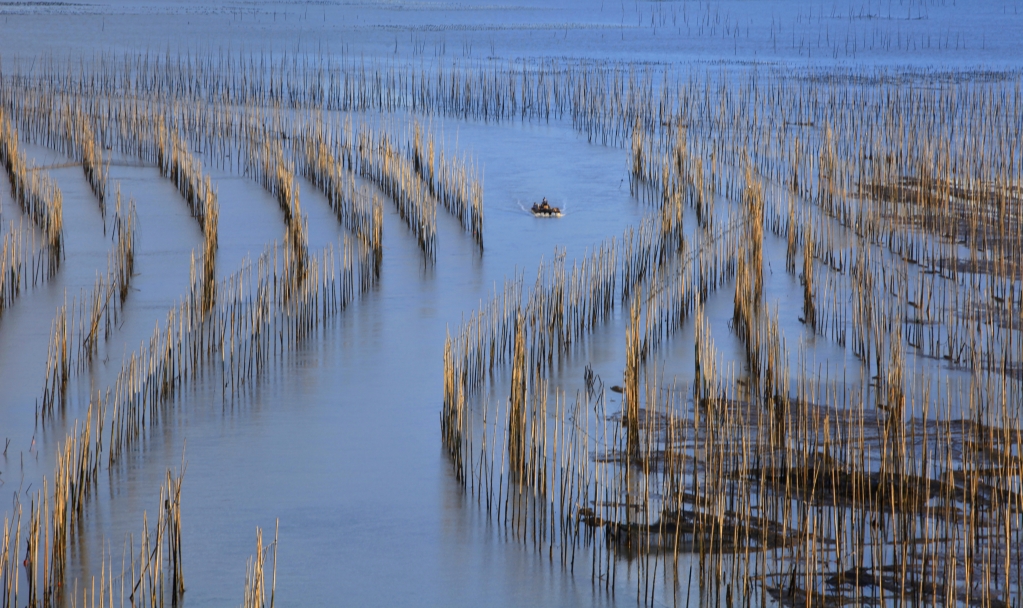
0;1;1021;606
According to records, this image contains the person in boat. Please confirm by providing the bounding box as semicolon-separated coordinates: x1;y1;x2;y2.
527;196;560;214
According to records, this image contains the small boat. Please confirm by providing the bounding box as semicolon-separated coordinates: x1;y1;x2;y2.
530;198;561;217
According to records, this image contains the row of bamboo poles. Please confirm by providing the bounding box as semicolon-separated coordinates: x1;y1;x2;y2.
348;121;436;259
155;116;219;313
0;105;62;280
105;232;368;467
1;53;573;121
38;190;136;423
408;119;484;248
298;118;383;280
